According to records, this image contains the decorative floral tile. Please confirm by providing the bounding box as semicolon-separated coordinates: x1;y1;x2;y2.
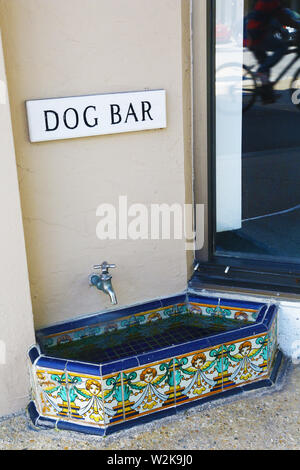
221;335;269;388
65;372;107;427
34;368;68;420
102;372;125;425
189;302;257;323
28;362;39;412
173;347;221;405
120;360;176;421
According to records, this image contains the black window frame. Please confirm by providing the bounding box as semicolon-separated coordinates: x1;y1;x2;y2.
192;0;300;295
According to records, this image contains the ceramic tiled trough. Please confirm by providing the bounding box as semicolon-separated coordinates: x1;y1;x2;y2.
28;292;281;436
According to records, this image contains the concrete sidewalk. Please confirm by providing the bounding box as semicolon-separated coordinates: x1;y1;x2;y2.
0;360;299;450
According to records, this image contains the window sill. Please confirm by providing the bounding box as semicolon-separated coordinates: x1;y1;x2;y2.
190;260;300;297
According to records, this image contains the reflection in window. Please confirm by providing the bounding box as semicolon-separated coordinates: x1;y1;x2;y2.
215;0;300;264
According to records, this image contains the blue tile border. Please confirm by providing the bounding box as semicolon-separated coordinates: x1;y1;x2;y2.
263;304;278;330
187;295;220;306
218;298;266;311
56;420;106;436
255;304;268;323
66;360;101;377
35;356;68;371
101;356;139;376
36;415;57;429
28;345;40;364
159;294;187;308
27;400;39;426
241;378;272;392
270;349;283;383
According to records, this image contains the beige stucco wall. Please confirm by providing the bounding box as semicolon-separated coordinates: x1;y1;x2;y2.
0;0;193;329
0;31;35;417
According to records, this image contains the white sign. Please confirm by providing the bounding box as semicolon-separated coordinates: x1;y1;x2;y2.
26;89;167;143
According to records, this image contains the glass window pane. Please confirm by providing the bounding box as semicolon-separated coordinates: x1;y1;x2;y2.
215;0;300;264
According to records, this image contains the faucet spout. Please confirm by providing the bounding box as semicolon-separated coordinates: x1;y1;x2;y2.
106;284;117;305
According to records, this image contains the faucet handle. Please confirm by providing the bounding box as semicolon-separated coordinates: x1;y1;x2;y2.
93;261;116;275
